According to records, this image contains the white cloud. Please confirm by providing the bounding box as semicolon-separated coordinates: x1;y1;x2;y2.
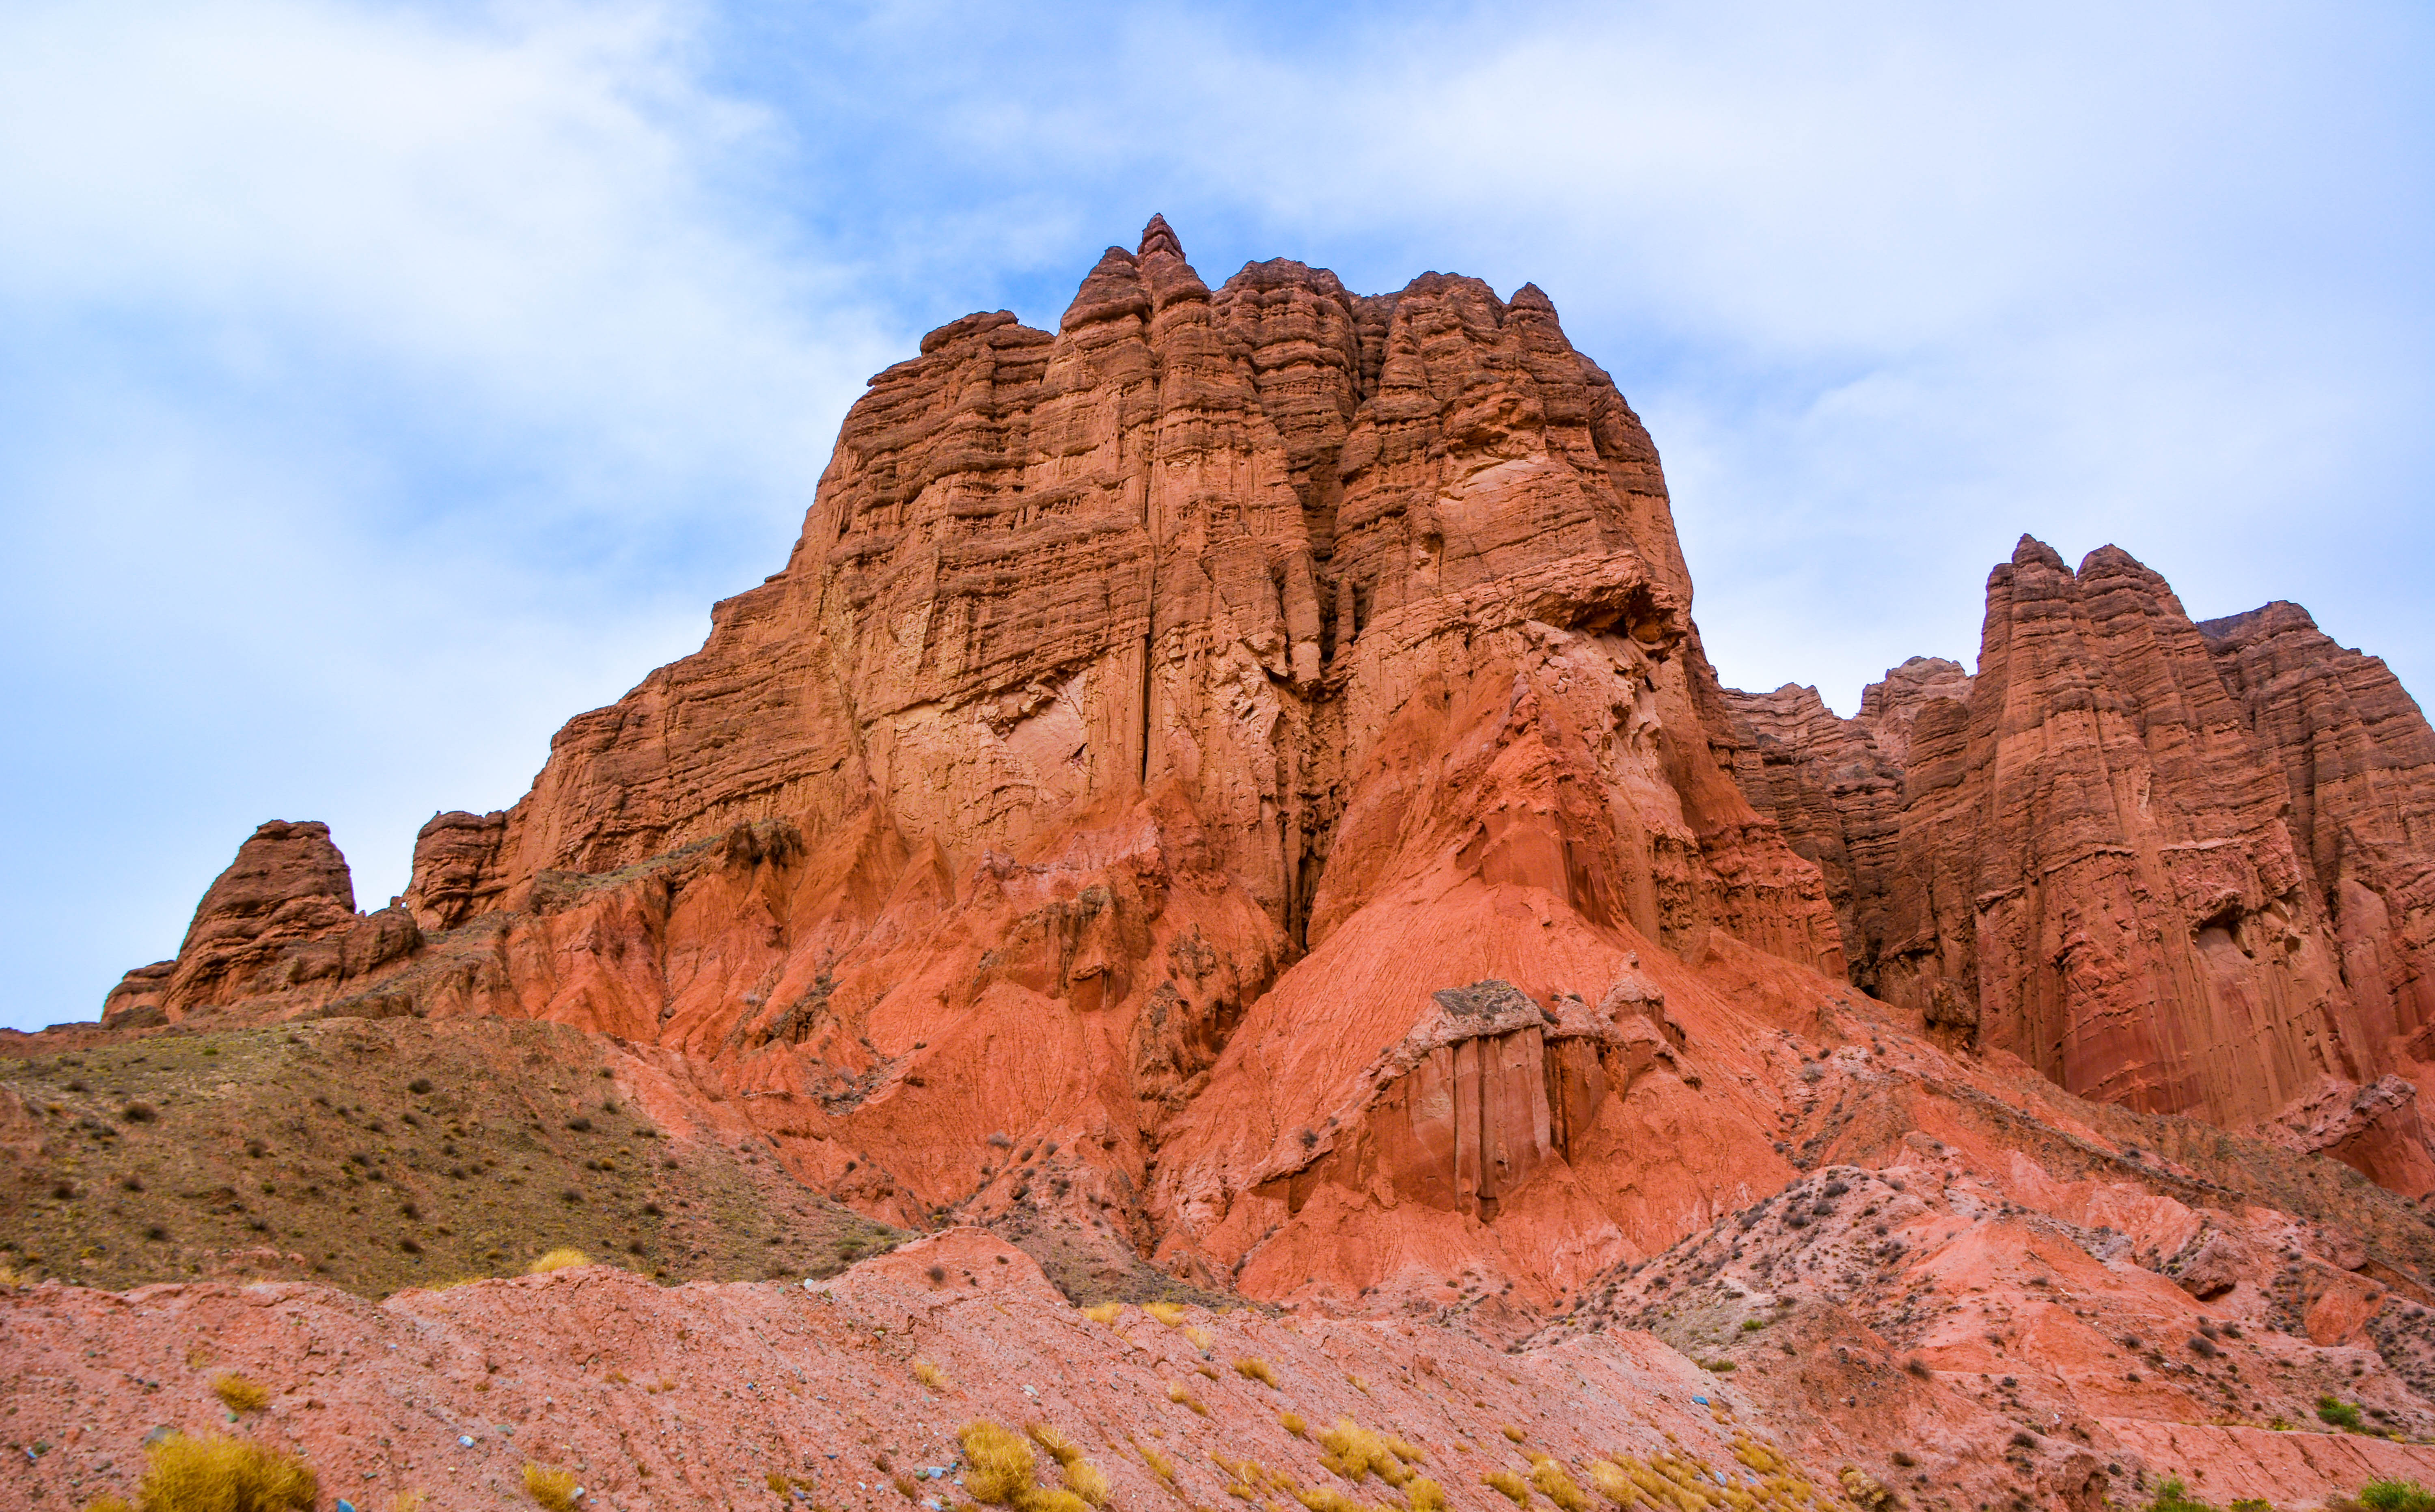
0;0;897;1028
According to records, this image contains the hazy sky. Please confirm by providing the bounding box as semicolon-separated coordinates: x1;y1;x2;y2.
2;0;2429;1031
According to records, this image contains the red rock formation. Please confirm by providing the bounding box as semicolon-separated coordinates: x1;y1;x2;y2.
2202;602;2435;1068
1725;685;1904;979
1855;655;1972;766
1879;540;2370;1124
97;218;1855;1301
1724;542;2435;1194
102;820;416;1027
41;221;2435;1512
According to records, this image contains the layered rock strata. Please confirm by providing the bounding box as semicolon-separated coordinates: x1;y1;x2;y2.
103;820;417;1027
1726;540;2435;1187
101;218;1841;1303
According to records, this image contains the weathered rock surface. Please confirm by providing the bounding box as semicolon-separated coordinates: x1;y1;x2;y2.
2202;602;2435;1071
92;218;1844;1304
37;220;2435;1512
102;820;417;1028
1723;539;2435;1195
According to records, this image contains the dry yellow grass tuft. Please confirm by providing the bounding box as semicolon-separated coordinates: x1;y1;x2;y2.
961;1422;1040;1504
767;1472;791;1494
1197;1363;1220;1380
1281;1411;1309;1438
1531;1462;1591;1512
1027;1423;1110;1507
1144;1301;1187;1327
914;1359;947;1390
948;1419;1091;1512
1166;1382;1210;1415
525;1248;589;1276
1588;1461;1636;1507
895;1474;920;1500
1139;1445;1177;1482
211;1373;271;1413
522;1464;579;1512
1409;1479;1449;1512
1081;1301;1123;1325
83;1498;134;1512
1501;1426;1528;1444
1319;1418;1413;1488
136;1432;317;1512
1186;1326;1214;1350
1485;1469;1534;1508
1387;1438;1426;1465
1234;1357;1278;1387
1296;1488;1362;1512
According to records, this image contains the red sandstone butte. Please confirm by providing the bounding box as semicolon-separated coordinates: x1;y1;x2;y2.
20;220;2435;1512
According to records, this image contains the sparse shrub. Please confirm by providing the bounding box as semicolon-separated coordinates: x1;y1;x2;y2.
1531;1463;1590;1512
1903;1358;1931;1379
2227;1501;2271;1512
211;1374;270;1413
1741;1319;1765;1332
2148;1477;2215;1512
914;1359;947;1390
767;1472;789;1494
2359;1482;2435;1512
137;1432;317;1512
1502;1426;1527;1444
1484;1469;1533;1507
2189;1335;2219;1359
1027;1423;1111;1507
1889;1452;1918;1469
122;1102;157;1123
523;1463;579;1512
1167;1382;1208;1415
1139;1445;1176;1482
961;1422;1037;1504
1186;1325;1214;1350
1318;1418;1411;1487
1144;1301;1186;1327
1196;1363;1218;1380
1587;1461;1633;1506
408;1079;431;1095
1080;1301;1122;1324
1281;1411;1308;1438
926;1265;949;1284
1234;1357;1277;1387
2320;1396;2368;1433
1409;1479;1448;1512
1296;1488;1362;1512
894;1474;919;1500
1387;1437;1425;1465
526;1248;589;1275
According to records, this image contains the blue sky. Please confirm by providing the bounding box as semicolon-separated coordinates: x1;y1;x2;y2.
2;0;2429;1031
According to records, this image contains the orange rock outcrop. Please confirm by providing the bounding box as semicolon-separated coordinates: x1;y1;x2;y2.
45;219;2435;1512
1728;539;2435;1191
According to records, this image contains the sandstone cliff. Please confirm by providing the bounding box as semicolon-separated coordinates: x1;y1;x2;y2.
33;218;2435;1512
97;218;1842;1307
1725;539;2435;1193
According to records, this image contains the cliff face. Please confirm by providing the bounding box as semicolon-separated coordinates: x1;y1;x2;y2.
1726;539;2435;1190
102;218;1843;1304
54;222;2435;1509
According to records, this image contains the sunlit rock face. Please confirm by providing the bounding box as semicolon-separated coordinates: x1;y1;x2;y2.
1727;537;2435;1191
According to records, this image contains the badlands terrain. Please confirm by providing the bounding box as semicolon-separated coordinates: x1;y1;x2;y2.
7;218;2435;1512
